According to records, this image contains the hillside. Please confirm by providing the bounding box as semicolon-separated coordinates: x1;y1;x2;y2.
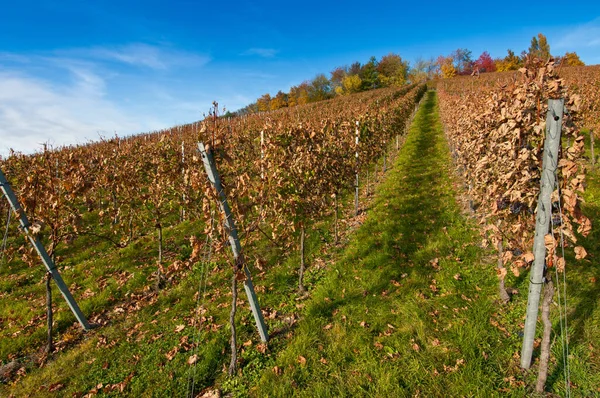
1;64;600;396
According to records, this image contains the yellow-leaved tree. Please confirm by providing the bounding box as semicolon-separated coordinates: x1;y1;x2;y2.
563;52;585;67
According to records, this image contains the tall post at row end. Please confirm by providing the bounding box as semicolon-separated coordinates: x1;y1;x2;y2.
520;98;564;369
0;168;91;330
198;142;269;343
354;121;360;216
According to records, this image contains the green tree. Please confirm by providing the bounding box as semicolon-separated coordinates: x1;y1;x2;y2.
360;56;380;90
308;74;332;102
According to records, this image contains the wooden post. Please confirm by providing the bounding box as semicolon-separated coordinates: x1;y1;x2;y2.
198;142;269;343
46;272;53;354
181;141;186;222
260;131;265;181
591;129;595;166
521;99;563;369
298;225;306;293
355;121;359;216
334;194;338;243
0;168;91;330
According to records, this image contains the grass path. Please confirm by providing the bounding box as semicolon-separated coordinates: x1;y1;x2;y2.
249;91;522;397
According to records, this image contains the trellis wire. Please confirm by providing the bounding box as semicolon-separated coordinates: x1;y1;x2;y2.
1;206;11;266
550;174;571;397
187;210;215;397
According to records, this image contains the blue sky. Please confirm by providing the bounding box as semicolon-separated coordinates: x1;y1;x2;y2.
1;1;599;156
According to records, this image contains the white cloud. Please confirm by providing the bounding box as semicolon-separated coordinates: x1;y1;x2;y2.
242;48;279;58
0;70;141;156
556;18;600;49
0;44;215;157
74;43;212;70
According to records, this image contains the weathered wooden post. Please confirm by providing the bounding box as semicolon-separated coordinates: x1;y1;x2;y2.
0;168;91;330
198;143;269;342
520;99;563;369
355;121;360;216
591;129;595;166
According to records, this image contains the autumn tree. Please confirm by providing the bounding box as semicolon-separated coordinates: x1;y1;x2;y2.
270;91;288;110
330;66;347;90
452;48;473;75
474;51;496;73
563;52;585;67
348;61;362;76
438;56;456;78
409;58;427;83
377;53;409;87
528;33;551;61
336;74;362;95
495;49;523;72
289;82;310;107
257;93;272;112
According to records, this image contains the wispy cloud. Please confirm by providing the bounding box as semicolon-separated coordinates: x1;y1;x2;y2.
555;18;600;49
0;43;214;156
242;48;279;58
0;70;142;156
61;43;212;70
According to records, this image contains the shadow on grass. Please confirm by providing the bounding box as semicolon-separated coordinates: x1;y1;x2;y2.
546;168;600;392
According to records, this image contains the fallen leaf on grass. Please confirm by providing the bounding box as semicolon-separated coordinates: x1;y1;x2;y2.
575;246;588;260
297;356;306;366
174;324;185;333
187;354;198;365
48;383;65;392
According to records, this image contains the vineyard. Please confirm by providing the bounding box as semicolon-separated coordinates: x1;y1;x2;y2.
1;61;600;397
0;84;426;395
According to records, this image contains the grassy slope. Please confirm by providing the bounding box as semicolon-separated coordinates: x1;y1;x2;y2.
248;91;600;397
248;91;518;396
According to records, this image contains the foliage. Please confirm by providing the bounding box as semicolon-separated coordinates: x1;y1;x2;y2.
437;60;590;284
337;74;362;95
451;48;473;75
563;52;585;67
360;56;380;90
495;49;523;72
438;56;456;79
473;51;496;73
377;53;409;87
528;33;551;61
